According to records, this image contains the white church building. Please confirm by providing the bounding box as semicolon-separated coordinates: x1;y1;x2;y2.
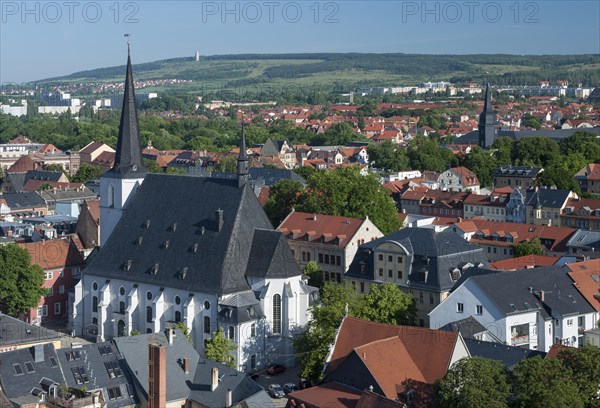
71;50;317;373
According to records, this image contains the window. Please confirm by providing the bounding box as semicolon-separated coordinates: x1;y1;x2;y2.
146;306;153;323
273;294;282;334
13;364;24;375
204;300;211;310
378;254;383;261
387;255;392;262
388;269;393;278
105;361;123;378
92;281;98;291
45;271;53;280
65;350;81;361
59;285;65;295
146;291;153;301
24;361;35;373
457;303;464;313
119;301;125;314
419;292;423;303
336;256;341;266
318;253;323;263
430;293;434;305
37;304;48;317
228;326;235;340
175;296;181;305
250;354;256;369
119;286;125;296
378;268;383;277
107;386;123;400
360;282;365;293
251;323;256;337
49;357;57;367
476;305;483;315
398;270;403;279
92;296;98;313
47;286;53;297
54;302;61;315
567;319;573;327
397;256;403;264
419;319;424;327
578;316;584;328
99;345;114;355
325;254;330;264
204;316;211;334
71;366;89;384
175;311;182;323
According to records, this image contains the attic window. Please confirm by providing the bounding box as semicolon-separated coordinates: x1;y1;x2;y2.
136;236;143;246
151;263;159;275
144;220;151;229
192;243;199;253
170;223;177;232
124;260;132;272
164;240;170;250
179;267;188;280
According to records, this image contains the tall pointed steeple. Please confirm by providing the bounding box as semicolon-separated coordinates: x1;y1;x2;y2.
478;82;498;149
112;44;147;178
237;124;249;187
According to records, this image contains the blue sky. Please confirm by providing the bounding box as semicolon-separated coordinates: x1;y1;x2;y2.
1;0;599;83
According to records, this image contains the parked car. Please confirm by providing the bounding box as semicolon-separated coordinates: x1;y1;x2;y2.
267;363;285;375
283;383;298;394
268;384;285;398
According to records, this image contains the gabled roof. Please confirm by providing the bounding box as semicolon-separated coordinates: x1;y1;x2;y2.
467;265;596;318
566;229;600;250
246;229;302;279
288;382;363;408
85;174;299;295
325;317;459;383
7;155;38;173
438;316;488;339
2;192;46;209
525;188;572;209
0;313;62;348
575;163;600;181
489;255;560;271
18;239;85;270
463;338;546;368
278;211;371;249
492;165;542;178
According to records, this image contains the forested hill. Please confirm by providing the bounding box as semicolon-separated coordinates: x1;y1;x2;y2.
39;53;600;90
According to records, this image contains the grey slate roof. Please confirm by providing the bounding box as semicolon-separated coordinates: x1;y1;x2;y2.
85;173;300;295
346;228;488;292
0;343;64;405
492;165;542;178
56;341;137;407
2;192;47;209
0;313;63;348
246;229;302;279
218;291;264;325
105;52;147;179
195;167;305;187
438;316;488;340
468;265;596;319
39;187;97;205
114;330;270;407
525;188;571;209
566;229;600;250
463;338;546;368
456;127;600;145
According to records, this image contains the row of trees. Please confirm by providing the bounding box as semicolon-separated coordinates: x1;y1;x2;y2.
436;346;600;408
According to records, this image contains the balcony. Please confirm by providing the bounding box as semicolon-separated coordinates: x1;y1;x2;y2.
511;335;530;346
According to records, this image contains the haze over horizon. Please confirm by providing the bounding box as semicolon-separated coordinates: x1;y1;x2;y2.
1;0;599;83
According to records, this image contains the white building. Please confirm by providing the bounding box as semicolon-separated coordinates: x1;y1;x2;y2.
429;266;597;352
72;51;317;373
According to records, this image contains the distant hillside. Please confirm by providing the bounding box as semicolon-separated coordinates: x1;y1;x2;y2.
38;53;600;94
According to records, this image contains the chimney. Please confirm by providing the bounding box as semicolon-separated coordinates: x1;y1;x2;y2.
540;290;545;302
148;340;167;408
211;367;219;391
226;389;232;407
183;358;189;374
32;344;45;363
215;209;224;232
166;328;175;345
312;214;317;221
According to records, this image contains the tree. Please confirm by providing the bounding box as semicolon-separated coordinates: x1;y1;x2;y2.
216;155;237;173
72;163;105;183
461;146;497;188
435;357;510;408
521;115;541;130
512;356;583;408
511;137;560;167
143;158;163;173
513;238;545;258
294;282;415;382
367;141;410;173
205;327;237;369
560;131;600;163
0;244;47;316
491;136;514;165
264;179;305;227
44;163;69;178
171;322;193;345
302;261;324;289
558;345;600;408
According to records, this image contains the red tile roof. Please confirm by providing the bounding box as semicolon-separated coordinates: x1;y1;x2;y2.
325;317;459;390
18;239;85;270
278;211;368;249
576;163;600;181
287;382;362;408
7;155;38;173
565;259;600;312
489;255;560;271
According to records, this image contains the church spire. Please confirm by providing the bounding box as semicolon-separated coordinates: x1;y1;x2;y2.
478;82;497;149
483;82;492;113
112;42;146;178
237;124;249;187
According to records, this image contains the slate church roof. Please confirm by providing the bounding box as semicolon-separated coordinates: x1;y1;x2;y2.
85;174;301;295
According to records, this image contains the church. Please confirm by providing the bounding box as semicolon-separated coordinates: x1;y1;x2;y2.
71;49;317;373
